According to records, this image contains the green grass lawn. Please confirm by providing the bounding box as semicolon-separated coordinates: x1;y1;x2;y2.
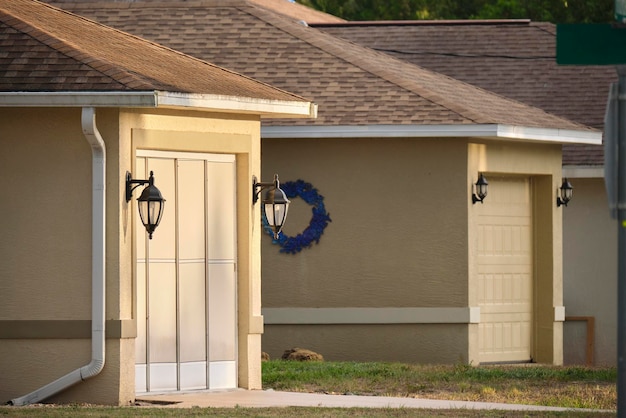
262;361;616;410
0;361;616;417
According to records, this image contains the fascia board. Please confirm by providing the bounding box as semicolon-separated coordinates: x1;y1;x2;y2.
0;91;318;119
0;91;158;107
262;124;602;145
262;124;496;138
155;91;317;118
562;165;605;178
495;125;601;145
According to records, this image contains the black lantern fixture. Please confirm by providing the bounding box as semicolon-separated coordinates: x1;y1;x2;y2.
126;171;166;239
557;178;573;207
253;174;290;239
472;173;489;204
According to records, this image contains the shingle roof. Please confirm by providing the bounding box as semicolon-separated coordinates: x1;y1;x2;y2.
314;20;615;165
249;0;345;24
0;0;311;106
46;0;594;134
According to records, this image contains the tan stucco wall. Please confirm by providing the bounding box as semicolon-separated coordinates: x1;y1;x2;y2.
563;177;617;366
263;137;469;308
262;137;564;365
261;137;470;362
0;107;263;404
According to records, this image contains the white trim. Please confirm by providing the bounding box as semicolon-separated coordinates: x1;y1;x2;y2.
469;306;481;324
554;306;566;322
261;124;601;144
262;307;481;324
562;165;604;178
155;92;317;118
137;149;236;162
0;91;317;118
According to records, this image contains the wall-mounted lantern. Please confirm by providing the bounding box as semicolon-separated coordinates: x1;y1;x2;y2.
126;171;166;239
253;173;290;239
557;178;573;207
472;173;489;204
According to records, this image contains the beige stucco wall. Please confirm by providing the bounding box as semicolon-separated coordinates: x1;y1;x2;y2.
261;137;470;362
0;106;263;404
263;137;469;308
262;137;563;365
563;176;616;366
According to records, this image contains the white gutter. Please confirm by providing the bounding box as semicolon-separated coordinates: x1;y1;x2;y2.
0;91;318;119
11;107;106;406
261;124;602;145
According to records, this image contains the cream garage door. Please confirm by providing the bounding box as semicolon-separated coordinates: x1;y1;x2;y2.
477;176;533;363
134;151;237;393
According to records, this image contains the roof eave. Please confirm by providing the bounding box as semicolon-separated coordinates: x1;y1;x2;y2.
0;91;318;118
155;91;317;119
261;124;601;144
0;91;159;107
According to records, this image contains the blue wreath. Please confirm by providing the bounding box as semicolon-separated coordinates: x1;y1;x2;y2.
263;179;331;254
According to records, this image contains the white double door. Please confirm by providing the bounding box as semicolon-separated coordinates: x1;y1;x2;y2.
135;151;237;392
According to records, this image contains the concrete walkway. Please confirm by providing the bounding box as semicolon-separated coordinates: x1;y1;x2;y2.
136;389;612;412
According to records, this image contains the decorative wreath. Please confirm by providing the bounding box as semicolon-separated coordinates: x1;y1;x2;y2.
263;179;332;254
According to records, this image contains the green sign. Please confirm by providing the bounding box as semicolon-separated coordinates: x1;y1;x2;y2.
618;0;626;22
557;24;626;65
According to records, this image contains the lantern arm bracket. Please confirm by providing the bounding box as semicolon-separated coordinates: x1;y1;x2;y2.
556;177;573;207
471;173;488;204
126;171;152;202
252;174;279;204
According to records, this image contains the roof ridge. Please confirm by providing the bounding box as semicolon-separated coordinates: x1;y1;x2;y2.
51;0;249;10
243;5;511;124
311;19;532;27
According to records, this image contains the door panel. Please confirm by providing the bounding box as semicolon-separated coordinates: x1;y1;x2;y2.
178;160;206;260
208;263;237;361
179;262;207;362
148;262;177;363
207;162;236;261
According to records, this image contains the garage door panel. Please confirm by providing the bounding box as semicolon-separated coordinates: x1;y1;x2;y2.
477;176;532;364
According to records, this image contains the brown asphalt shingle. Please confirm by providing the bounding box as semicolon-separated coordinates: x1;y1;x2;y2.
315;20;615;165
249;0;345;24
0;0;311;104
46;0;593;132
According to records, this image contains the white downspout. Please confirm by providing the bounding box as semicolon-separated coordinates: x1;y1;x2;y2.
11;107;106;406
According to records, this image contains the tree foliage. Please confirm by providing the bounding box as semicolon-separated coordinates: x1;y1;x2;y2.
297;0;614;23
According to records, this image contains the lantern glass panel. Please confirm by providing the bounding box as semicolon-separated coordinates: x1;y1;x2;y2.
265;202;288;228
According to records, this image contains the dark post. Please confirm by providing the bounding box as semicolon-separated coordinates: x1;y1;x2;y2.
618;66;626;417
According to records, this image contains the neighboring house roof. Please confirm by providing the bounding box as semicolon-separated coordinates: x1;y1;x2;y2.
45;0;599;145
248;0;345;24
312;20;616;165
0;0;316;118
